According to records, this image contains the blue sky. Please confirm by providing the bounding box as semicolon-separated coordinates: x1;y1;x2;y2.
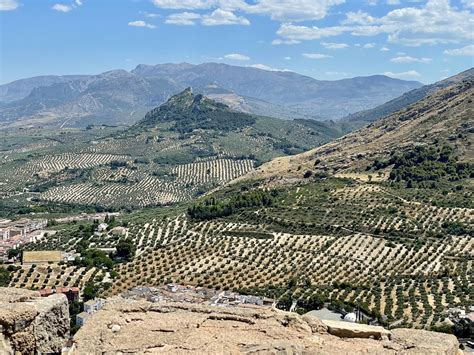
0;0;473;84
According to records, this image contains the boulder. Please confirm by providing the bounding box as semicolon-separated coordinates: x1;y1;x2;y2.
322;319;391;340
0;287;70;353
391;328;460;355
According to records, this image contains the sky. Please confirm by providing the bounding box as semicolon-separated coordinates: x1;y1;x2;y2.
0;0;473;85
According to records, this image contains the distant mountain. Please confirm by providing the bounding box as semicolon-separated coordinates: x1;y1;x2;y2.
0;63;422;127
0;75;86;104
342;68;474;130
0;70;179;127
132;63;421;119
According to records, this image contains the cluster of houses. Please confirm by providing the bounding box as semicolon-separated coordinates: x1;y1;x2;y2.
210;290;275;308
38;286;107;328
0;218;50;262
54;212;120;224
445;306;474;328
121;284;275;308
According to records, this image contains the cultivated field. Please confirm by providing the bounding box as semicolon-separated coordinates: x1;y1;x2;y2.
75;176;471;329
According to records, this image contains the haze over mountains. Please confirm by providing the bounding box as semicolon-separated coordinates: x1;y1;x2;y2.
0;62;422;128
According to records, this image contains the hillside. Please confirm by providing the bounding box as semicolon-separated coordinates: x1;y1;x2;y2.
249;74;473;181
0;89;339;213
342;67;474;131
0;63;422;127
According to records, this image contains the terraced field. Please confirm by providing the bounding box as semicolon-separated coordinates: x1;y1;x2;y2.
99;194;472;329
0;106;335;212
16;173;465;329
8;264;102;291
36;158;255;207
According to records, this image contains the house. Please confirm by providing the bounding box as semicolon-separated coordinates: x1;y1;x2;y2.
9;228;24;238
76;312;89;326
22;250;62;265
84;298;105;313
97;223;108;232
110;226;127;236
56;287;80;303
0;228;10;241
13;219;47;234
0;219;11;228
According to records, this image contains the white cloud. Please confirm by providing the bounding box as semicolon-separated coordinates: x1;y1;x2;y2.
380;46;390;51
443;44;474;56
274;0;474;47
386;0;400;5
284;56;292;60
166;12;200;25
248;64;277;71
325;71;349;77
0;0;19;11
224;53;250;61
247;63;292;72
154;0;345;23
363;43;375;48
52;3;73;12
152;0;215;9
240;0;345;22
302;53;333;59
128;20;157;29
271;39;301;45
276;23;347;41
321;41;349;49
202;9;249;25
384;70;421;78
75;0;82;5
390;55;432;63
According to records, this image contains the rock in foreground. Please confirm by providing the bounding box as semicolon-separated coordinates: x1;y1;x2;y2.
0;287;70;354
73;297;461;354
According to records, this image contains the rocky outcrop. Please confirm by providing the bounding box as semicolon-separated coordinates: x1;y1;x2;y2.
0;287;69;354
73;297;461;354
322;319;391;340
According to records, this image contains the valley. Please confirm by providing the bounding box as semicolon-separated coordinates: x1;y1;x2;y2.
1;68;472;349
0;88;339;215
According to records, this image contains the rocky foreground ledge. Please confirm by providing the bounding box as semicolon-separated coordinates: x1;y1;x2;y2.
0;288;462;354
73;297;461;354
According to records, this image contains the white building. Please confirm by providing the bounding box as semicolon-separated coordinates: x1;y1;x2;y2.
343;313;357;323
0;228;10;241
97;223;108;232
84;298;106;313
76;312;89;326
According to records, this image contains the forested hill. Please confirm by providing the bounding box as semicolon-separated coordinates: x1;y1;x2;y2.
137;87;257;132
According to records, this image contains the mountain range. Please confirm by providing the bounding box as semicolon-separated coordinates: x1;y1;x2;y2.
0;63;422;128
